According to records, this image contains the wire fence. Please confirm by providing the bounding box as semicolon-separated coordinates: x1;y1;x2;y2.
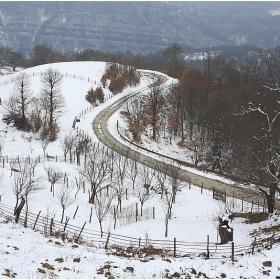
0;202;279;260
1;151;272;216
1;71;279;259
116;123;280;212
0;71;103;88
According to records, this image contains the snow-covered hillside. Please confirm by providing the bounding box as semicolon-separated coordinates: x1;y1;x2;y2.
0;62;279;279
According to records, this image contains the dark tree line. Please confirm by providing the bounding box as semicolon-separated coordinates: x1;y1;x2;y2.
0;43;186;78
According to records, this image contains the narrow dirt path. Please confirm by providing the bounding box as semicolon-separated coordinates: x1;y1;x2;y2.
92;71;280;211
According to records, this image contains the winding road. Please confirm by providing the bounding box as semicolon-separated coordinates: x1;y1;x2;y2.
92;71;280;211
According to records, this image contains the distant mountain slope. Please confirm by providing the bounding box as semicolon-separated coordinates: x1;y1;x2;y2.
0;1;280;55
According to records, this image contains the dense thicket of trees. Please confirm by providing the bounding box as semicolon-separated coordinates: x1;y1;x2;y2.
123;50;280;213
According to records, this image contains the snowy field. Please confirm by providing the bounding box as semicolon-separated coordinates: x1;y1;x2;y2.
0;62;279;279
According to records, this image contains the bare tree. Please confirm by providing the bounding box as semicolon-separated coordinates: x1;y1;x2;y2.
123;96;145;141
60;132;77;162
156;162;182;237
166;162;183;203
155;166;168;199
127;154;140;189
162;43;185;78
145;84;165;140
162;187;174;238
22;171;45;227
40;68;65;140
237;102;280;213
79;143;111;204
95;186;116;237
74;174;84;199
41;138;49;156
132;165;156;216
185;127;207;166
114;152;129;212
75;133;90;165
6;72;32;130
44;165;64;192
28;96;44;133
55;182;76;223
10;159;44;223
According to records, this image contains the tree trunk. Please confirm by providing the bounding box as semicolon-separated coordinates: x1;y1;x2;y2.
15;196;25;223
14;195;20;215
89;189;96;204
24;195;28;228
99;221;103;238
267;186;276;214
61;207;65;223
165;215;169;237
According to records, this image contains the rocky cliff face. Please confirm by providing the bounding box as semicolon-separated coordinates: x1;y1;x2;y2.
0;1;280;55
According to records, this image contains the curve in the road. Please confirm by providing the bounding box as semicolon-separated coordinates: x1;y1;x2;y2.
92;71;280;211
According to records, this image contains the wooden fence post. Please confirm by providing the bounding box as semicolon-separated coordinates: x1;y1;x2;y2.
138;237;141;247
263;199;266;213
33;211;41;230
231;242;234;262
241;197;244;212
252;237;256;255
270;232;275;249
136;203;138;222
153;207;155;219
206;235;210;259
89;207;93;223
213;188;215;198
201;183;203;194
173;238;176;257
105;232;111;249
73;206;79;219
2;158;4;168
113;206;117;230
50;218;54;236
76;222;86;243
64;216;70;231
251;200;254;213
126;188;128;200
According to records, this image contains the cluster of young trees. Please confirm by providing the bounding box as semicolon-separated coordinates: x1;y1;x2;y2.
9;126;185;237
4;68;65;141
123;50;280;213
60;131;184;236
86;87;104;105
101;62;140;94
